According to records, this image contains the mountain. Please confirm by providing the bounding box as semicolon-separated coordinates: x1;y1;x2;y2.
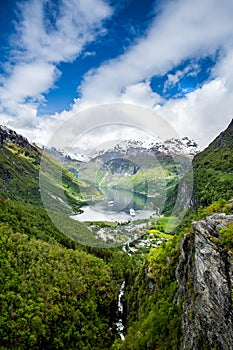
177;212;233;349
108;120;233;349
0;126;42;205
72;136;199;163
0;126;124;349
54;136;198;214
0;122;233;350
46;137;199;166
113;121;233;350
0;125;102;211
163;119;233;215
93;136;199;160
192;119;233;207
118;202;233;350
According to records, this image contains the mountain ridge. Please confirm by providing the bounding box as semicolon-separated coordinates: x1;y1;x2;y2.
0;121;233;349
0;125;102;211
192;118;233;207
48;136;199;164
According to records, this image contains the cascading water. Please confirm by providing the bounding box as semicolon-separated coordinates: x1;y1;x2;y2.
116;280;125;341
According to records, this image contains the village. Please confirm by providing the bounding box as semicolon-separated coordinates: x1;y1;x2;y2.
87;216;177;253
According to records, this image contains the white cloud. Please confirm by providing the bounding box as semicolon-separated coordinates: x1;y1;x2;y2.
69;47;233;151
157;75;233;149
14;0;111;63
0;62;58;102
121;81;162;108
0;0;112;132
164;71;183;91
163;63;199;92
6;102;39;129
72;0;233;148
154;47;233;149
80;0;233;104
2;0;233;150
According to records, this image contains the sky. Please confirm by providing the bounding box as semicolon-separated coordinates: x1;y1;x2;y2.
0;0;233;149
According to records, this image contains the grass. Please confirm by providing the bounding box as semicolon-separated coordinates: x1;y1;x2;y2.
0;141;103;214
148;216;179;233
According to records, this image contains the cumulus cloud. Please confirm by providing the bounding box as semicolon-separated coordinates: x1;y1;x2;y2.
158;49;233;149
2;0;233;149
121;81;162;108
13;0;111;63
0;62;58;102
163;63;199;92
73;0;233;148
0;0;112;131
80;0;233;104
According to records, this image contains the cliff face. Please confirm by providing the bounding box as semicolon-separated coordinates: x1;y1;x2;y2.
177;214;233;349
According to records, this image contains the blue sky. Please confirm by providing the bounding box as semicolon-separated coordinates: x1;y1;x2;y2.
0;0;233;148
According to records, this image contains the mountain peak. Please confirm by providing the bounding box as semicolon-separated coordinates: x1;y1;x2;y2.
211;119;233;149
0;125;35;150
91;136;199;162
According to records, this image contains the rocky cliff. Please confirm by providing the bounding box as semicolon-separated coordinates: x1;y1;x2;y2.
0;125;36;150
177;214;233;349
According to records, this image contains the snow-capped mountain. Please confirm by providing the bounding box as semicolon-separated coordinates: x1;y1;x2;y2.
157;137;199;156
111;137;162;151
43;146;91;163
91;137;199;162
46;136;199;164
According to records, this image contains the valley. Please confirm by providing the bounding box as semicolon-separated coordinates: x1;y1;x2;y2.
2;1;233;348
73;216;178;253
57;137;197;202
0;121;233;349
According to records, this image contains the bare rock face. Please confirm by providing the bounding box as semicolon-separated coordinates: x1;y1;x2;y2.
176;214;233;349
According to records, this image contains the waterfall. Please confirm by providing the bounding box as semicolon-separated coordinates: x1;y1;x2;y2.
116;280;125;341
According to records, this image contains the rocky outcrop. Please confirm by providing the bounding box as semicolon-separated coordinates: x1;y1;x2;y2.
176;214;233;350
0;125;37;151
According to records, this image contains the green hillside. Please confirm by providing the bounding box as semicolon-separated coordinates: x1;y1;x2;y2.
192;119;233;206
163;119;233;215
0;127;131;349
0;223;117;350
0;139;41;205
0;197;135;349
0;126;102;212
0;123;233;349
110;120;233;349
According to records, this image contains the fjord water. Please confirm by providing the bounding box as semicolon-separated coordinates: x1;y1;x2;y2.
75;187;160;222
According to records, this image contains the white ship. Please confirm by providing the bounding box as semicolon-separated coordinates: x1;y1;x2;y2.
130;208;136;216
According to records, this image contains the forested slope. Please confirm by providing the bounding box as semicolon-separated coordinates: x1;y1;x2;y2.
1;122;233;349
0;126;101;211
192;119;233;206
0;127;124;349
112;120;233;350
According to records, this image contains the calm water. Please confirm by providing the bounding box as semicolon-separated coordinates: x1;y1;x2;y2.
74;188;161;222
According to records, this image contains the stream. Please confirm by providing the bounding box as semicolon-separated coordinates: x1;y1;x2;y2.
116;280;126;341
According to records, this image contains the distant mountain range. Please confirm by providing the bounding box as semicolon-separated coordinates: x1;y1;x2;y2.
44;135;199;213
1;121;232;214
45;136;199;163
